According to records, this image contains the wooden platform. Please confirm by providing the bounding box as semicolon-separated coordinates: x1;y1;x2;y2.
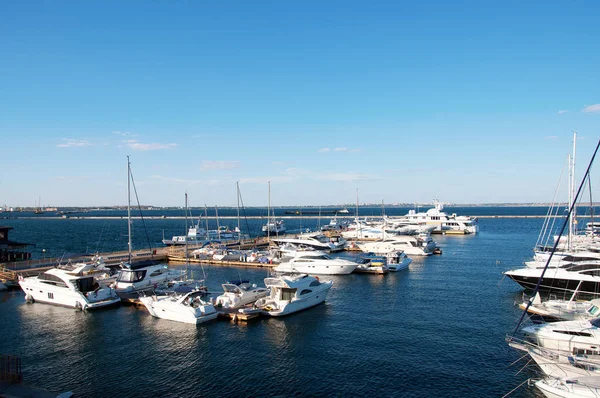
167;256;276;268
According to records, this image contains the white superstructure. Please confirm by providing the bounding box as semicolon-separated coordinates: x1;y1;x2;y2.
139;289;218;324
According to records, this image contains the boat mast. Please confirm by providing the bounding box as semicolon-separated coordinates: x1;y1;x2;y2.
127;156;132;263
236;182;241;244
185;192;188;262
267;181;271;240
568;132;577;250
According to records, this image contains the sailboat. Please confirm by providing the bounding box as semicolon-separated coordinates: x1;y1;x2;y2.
262;181;286;236
113;157;181;300
33;196;44;214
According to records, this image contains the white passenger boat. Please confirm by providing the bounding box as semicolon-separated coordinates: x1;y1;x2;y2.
18;263;120;310
384;251;412;271
139;289;218;324
354;256;388;274
273;250;359;275
214;280;269;309
113;262;183;299
253;274;333;316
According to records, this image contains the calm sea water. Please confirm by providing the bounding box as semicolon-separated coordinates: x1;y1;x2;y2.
0;207;577;397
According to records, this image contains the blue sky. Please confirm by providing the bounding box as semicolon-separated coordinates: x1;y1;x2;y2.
1;1;599;207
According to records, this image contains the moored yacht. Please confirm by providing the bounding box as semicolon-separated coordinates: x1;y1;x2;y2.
504;262;600;296
386;201;479;234
18;263;121;310
522;318;600;353
214;280;269;309
273;250;359;275
139;289;218;324
271;232;347;252
113;262;183;299
355;234;437;256
253;274;333;316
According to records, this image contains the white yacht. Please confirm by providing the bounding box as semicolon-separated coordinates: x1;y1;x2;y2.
18;263;121;310
384;251;412;271
139;289;218;325
522;318;600;353
535;376;600;398
519;292;600;322
355;234;437;256
214;280;269;309
386;201;479;234
113;262;183;299
273;250;359;275
253;274;333;316
503;261;600;297
262;220;286;236
272;232;347;252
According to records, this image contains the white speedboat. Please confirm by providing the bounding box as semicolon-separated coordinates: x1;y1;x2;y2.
273;250;359;275
253;274;333;316
18;263;121;310
214;280;269;309
139;289;218;325
354;256;389;274
385;251;412;271
262;220;286;235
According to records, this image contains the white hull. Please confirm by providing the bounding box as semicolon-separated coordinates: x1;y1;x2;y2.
259;288;330;316
19;279;120;310
140;295;218;324
215;289;269;309
274;261;357;275
536;377;600;398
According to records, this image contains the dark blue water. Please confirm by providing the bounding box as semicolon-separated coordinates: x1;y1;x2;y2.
0;211;560;397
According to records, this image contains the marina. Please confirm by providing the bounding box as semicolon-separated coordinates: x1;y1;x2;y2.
0;207;579;397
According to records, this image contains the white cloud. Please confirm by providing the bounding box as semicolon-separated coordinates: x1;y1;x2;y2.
123;139;177;151
200;160;240;171
582;104;600;113
318;147;331;153
557;110;569;115
319;147;362;153
333;147;348;152
544;136;558;141
113;131;136;137
56;138;93;148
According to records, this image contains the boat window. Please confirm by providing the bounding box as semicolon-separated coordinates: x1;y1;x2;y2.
149;269;164;277
591;318;600;328
554;330;593;337
309;280;321;287
589;306;600;316
573;348;600;356
117;270;147;283
300;289;312;295
281;288;297;301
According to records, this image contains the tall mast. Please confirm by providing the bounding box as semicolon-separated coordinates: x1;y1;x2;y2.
236;182;241;243
267;181;271;240
185;192;188;262
127;156;132;263
568;132;577;250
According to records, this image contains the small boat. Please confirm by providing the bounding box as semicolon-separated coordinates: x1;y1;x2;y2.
139;289;218;325
522;318;600;353
253;274;333;316
214;280;269;309
379;251;412;272
271;232;347;252
519;289;600;323
113;263;183;299
18;263;121;310
354;256;389;274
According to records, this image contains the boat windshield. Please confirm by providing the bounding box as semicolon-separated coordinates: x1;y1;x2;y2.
591;318;600;328
117;270;147;283
75;277;96;293
222;284;242;293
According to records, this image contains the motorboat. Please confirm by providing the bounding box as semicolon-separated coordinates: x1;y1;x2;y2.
354;255;389;274
262;220;286;236
271;232;347;252
384;251;412;271
519;292;600;323
214;280;269;309
522;318;600;353
112;263;183;299
139;288;218;324
354;234;437;256
18;263;121;310
273;250;359;275
253;274;333;316
503;262;600;296
535;376;600;398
